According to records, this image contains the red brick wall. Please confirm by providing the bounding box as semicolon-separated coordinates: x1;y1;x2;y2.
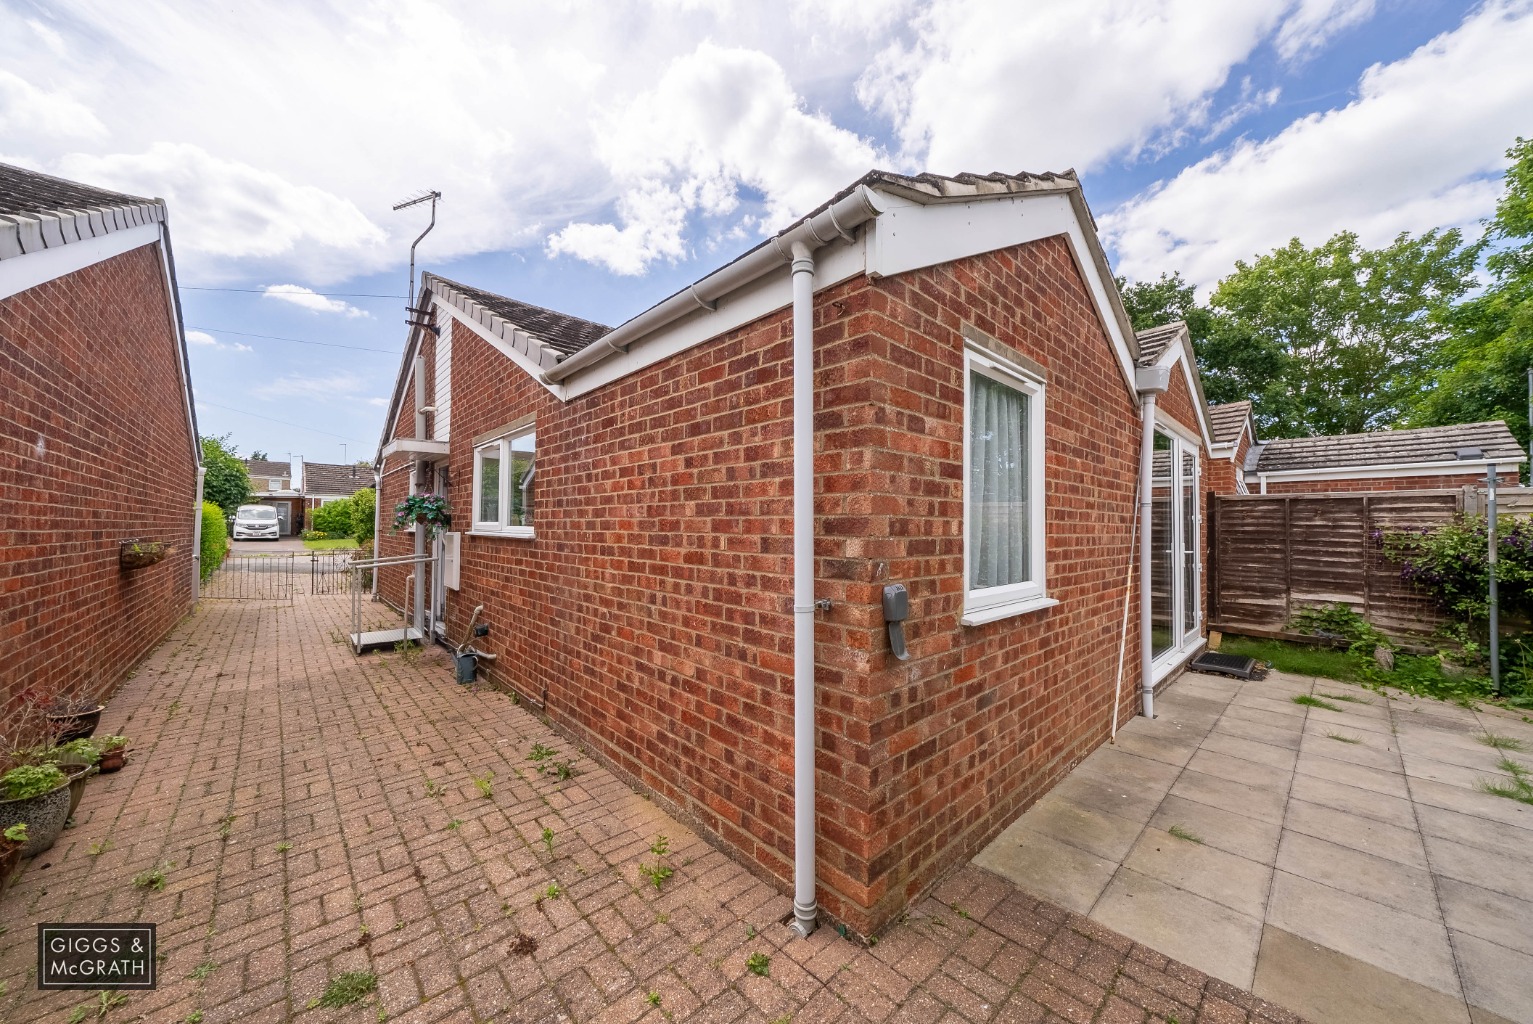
1261;470;1519;494
1208;428;1250;495
379;236;1172;933
0;244;198;715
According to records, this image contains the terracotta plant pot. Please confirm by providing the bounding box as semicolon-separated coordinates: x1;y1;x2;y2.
0;780;72;857
47;706;104;743
98;748;127;773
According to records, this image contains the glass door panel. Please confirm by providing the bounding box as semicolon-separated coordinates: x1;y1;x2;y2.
1150;431;1174;659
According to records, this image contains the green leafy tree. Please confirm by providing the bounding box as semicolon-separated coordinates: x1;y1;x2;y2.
350;487;376;544
1212;229;1477;437
201;434;252;514
1408;138;1533;454
199;501;228;581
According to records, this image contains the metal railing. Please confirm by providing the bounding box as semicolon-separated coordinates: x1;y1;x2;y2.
202;553;297;601
344;552;438;654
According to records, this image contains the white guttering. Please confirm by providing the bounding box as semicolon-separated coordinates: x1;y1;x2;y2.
542;186;885;386
1135;365;1171;718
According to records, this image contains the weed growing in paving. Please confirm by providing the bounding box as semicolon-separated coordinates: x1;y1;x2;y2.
166;700;182;717
529;743;557;763
1168;825;1204;844
746;953;771;977
88;839;113;856
1293;694;1343;712
541;827;555;856
1478;757;1533;805
315;971;377;1009
745;925;756;939
215;815;235;841
67;1007;87;1024
1478;732;1527;752
646;992;661;1007
276;841;293;853
1326;731;1363;744
188;961;218;981
424;778;443;797
473;771;494;798
447;819;463;831
95;991;128;1017
185;1013;203;1024
950;904;972;919
650;835;670;857
132;864;171;892
1318;691;1373;705
393;640;421;666
638;862;673;891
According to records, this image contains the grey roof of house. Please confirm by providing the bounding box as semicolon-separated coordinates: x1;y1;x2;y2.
245;460;292;480
1253;421;1526;473
426;274;611;360
0;161;166;261
1134;322;1185;366
1208;402;1253;447
304;461;371;496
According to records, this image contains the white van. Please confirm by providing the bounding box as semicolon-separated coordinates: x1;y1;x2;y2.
231;504;281;540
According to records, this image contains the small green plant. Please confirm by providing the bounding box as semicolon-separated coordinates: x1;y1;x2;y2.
276;841;293;853
393;639;422;666
1317;691;1371;704
551;759;578;781
746;952;771;977
1293;694;1343;712
0;763;66;800
646;991;661;1007
317;971;377;1009
950;903;971;919
544;883;562;900
1326;732;1363;745
50;738;102;766
167;700;182;717
216;814;235;841
473;771;495;798
447;819;463;831
1478;732;1527;752
132;864;170;892
186;1012;204;1023
188;960;218;981
650;834;670;856
424;778;443;797
3;823;29;845
770;1015;792;1024
1168;825;1203;844
745;924;756;939
68;1006;89;1024
529;743;557;762
541;826;555;855
1476;756;1533;805
87;837;113;856
638;862;674;891
95;991;128;1017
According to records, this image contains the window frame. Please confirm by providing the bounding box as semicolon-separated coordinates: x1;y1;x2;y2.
470;426;535;539
961;345;1052;625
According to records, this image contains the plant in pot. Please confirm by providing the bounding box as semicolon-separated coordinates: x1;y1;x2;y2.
95;736;129;773
119;538;169;570
392;492;451;537
0;823;28;894
0;764;71;856
46;739;101;819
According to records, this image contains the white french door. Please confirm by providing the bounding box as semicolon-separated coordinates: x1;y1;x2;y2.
1149;425;1201;674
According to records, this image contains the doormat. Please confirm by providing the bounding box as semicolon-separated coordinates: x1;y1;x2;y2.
1189;651;1262;680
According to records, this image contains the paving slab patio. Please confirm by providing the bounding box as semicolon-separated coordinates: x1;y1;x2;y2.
0;593;1304;1024
975;667;1533;1024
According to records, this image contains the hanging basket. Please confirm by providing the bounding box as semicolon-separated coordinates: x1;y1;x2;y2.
119;540;168;570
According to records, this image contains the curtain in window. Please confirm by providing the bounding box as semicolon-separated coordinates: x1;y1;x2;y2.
969;371;1030;590
479;448;500;523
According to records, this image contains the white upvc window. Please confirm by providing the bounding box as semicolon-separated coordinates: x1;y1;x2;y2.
472;427;535;538
961;345;1051;625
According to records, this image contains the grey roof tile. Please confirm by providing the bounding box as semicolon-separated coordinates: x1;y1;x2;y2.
1134;322;1185;366
0;162;165;262
1253;421;1526;473
426;274;610;358
303;461;371;496
1208;402;1253;447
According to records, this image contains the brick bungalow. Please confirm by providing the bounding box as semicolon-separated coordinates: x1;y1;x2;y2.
245;457;303;534
374;170;1212;935
1245;421;1524;494
0;163;201;712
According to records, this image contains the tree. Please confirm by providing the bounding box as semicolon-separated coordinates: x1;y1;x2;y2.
350;488;376;544
249;449;269;460
1212;229;1476;437
201;434;252;514
1408;138;1533;454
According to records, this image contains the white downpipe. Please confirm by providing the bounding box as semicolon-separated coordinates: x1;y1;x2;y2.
789;240;818;939
370;468;381;598
192;465;207;601
1138;394;1158;719
1110;476;1140;743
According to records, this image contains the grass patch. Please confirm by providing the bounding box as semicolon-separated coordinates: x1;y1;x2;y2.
1293;694;1343;712
1476;756;1533;805
1220;634;1473;705
1478;732;1527;752
1318;691;1373;705
316;971;377;1009
1326;731;1363;745
302;538;360;550
1218;636;1360;681
1167;825;1203;844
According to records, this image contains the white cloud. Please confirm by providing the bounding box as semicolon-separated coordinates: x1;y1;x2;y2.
1104;0;1533;294
262;284;370;319
856;0;1303;174
546;42;879;274
185;329;252;353
0;71;105;141
1276;0;1376;61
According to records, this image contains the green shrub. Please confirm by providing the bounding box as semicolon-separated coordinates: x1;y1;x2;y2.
310;499;354;537
350;488;376;544
199;501;227;582
1;763;66;800
47;739;101;766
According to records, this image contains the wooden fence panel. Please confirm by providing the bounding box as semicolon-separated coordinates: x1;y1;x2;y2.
1211;490;1462;640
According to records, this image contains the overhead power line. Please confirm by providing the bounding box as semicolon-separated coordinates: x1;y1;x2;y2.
185;325;399;354
180;286;407;298
198;401;373;444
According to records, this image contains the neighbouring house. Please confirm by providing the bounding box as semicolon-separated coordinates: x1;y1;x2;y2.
302;460;371;514
1207;400;1256;494
244;457;303;535
0;162;201;713
1245;421;1525;494
374;170;1212;935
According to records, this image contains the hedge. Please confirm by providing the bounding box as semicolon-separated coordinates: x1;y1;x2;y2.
310;498;354;536
199;500;228;581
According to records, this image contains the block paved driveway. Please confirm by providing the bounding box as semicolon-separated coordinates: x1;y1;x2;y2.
977;668;1533;1024
0;593;1306;1024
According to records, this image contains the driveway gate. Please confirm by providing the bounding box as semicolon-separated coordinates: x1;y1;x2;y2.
202;551;358;600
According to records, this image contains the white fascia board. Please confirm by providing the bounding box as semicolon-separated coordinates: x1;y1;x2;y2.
0;222;158;301
864;191;1138;398
381;437;450;458
1154;408;1204;449
1152;337;1215;452
560;237;866;401
1257;458;1527;482
437;297;566;401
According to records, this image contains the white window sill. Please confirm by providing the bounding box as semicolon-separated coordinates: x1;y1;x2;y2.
467;529;535;540
961;596;1059;626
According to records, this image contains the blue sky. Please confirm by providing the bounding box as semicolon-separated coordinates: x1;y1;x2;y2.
2;0;1526;464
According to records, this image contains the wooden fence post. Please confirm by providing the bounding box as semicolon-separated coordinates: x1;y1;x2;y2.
1362;494;1372;623
1283;497;1293;626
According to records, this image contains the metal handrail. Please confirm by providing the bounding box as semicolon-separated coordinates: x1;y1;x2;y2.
348;550;439;654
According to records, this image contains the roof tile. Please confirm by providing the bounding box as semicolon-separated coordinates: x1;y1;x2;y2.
1254;421;1526;473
